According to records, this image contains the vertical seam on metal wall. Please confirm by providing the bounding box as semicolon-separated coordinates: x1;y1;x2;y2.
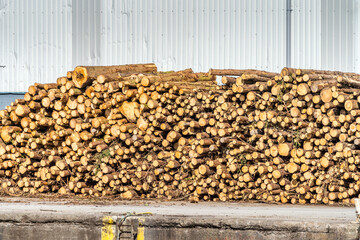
286;0;291;67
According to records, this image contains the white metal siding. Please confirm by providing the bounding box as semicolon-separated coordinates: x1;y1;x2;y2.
291;0;357;73
0;0;73;92
0;0;287;92
98;0;286;73
0;0;358;93
291;0;322;70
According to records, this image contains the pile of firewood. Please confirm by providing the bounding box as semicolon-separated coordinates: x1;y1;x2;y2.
0;63;360;205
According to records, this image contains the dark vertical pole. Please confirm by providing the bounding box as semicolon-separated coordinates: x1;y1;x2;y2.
286;0;292;67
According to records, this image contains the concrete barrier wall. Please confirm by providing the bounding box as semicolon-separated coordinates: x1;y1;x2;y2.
0;201;358;240
0;214;358;240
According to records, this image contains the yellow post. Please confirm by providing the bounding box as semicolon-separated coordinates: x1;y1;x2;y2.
137;217;145;240
101;216;117;240
137;227;144;240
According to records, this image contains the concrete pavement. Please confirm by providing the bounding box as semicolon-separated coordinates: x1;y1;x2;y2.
0;198;357;239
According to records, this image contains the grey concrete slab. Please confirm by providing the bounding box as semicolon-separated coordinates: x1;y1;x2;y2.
0;198;357;240
0;93;25;110
0;199;355;223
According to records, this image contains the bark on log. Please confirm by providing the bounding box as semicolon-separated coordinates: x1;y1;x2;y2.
72;63;157;88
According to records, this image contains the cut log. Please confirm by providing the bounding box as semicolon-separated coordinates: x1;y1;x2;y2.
72;63;157;88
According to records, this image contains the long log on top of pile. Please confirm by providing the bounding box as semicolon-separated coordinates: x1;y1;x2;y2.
209;68;278;78
72;63;157;88
2;63;360;205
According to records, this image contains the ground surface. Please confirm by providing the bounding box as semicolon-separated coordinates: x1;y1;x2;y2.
0;197;357;239
0;197;355;223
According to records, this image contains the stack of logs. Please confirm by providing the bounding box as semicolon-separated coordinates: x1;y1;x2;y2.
1;63;360;205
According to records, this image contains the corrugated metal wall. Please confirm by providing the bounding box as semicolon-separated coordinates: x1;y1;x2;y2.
97;0;286;73
291;0;357;72
1;0;287;93
0;0;359;96
0;0;73;92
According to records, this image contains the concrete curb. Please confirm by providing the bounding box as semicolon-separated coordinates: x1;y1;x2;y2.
139;216;359;240
0;201;357;239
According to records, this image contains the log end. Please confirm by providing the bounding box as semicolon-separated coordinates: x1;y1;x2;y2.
280;67;289;77
119;101;139;122
72;66;88;88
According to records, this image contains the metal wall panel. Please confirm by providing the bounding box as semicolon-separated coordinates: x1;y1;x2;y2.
0;0;73;92
291;0;357;72
97;0;287;73
355;0;360;73
291;0;322;69
0;0;287;93
72;0;101;65
1;0;359;96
